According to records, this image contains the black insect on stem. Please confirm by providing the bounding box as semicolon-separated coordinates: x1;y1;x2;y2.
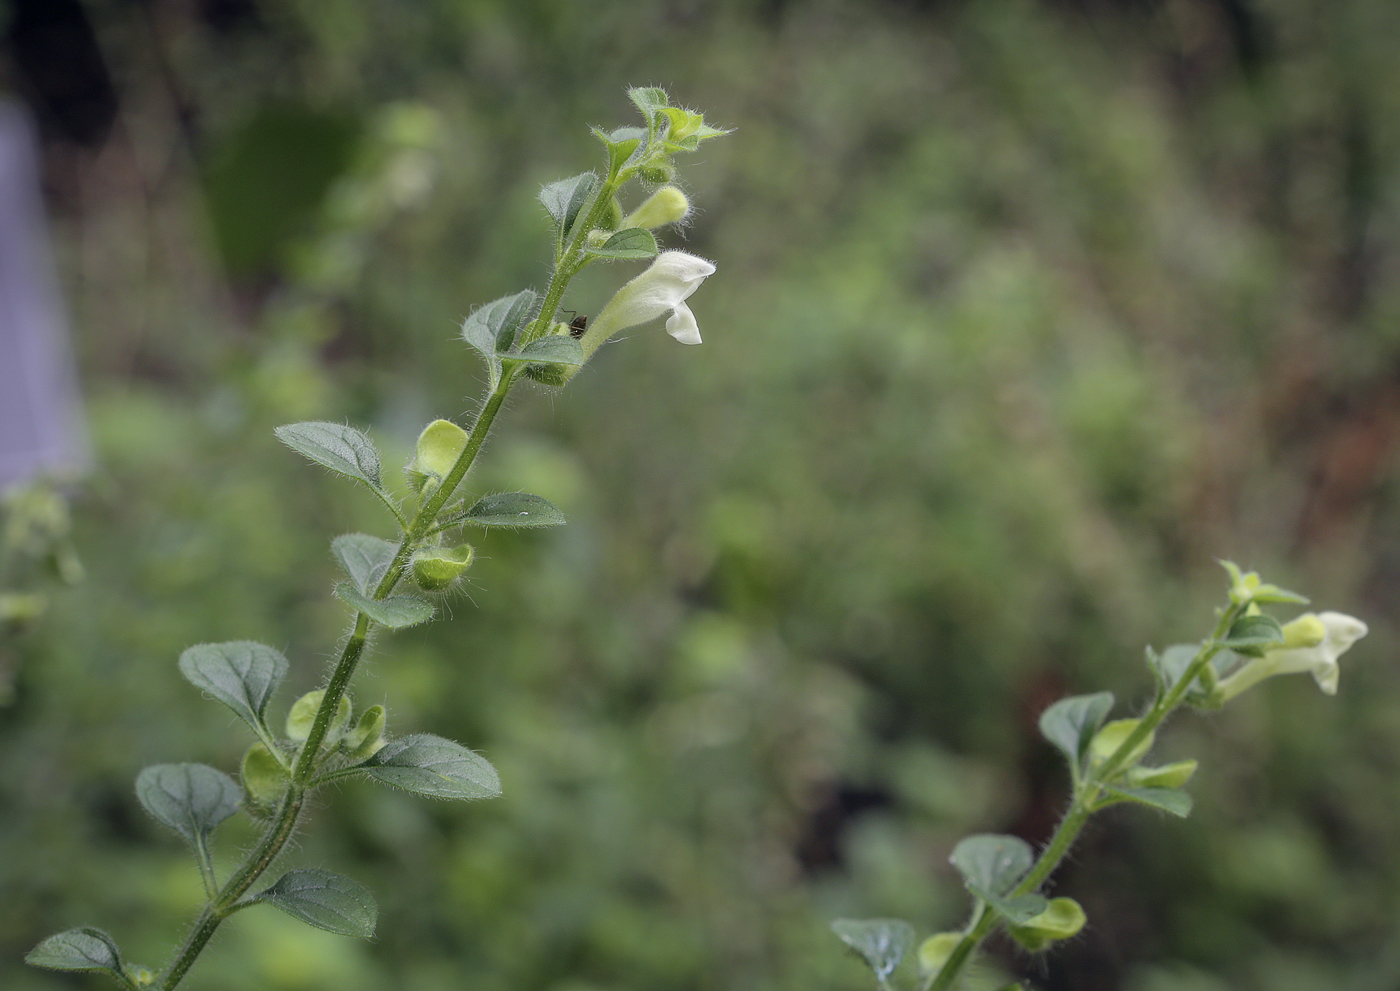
562;310;588;338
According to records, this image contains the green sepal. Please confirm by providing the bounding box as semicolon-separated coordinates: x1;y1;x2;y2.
357;733;502;799
1127;759;1198;790
1007;897;1087;951
1038;691;1114;779
585;227;658;260
829;918;915;981
341;704;387;759
135;763;242;849
950;834;1034;898
538;173;598;243
178;641;288;740
241;743;289;811
1088;719;1155;771
1098;785;1193;818
286;689;353;746
275;422;383;489
244;869;377;938
334;583;435;628
25;928;138;989
411;545;473;591
916;933;963;979
331;533;398;594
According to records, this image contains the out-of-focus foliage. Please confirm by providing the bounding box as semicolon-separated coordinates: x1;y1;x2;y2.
3;0;1400;989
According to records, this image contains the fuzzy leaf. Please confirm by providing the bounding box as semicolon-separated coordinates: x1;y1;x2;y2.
334;584;434;629
179;641;289;734
504;336;585;367
135;763;242;847
1038;691;1114;772
950;834;1034;897
249;869;377;937
331;534;398;594
1220;614;1284;650
460;492;566;528
25;928;134;988
538;173;597;239
586;227;658;260
275;422;382;488
830;918;915;980
1102;785;1194;818
359;733;501;799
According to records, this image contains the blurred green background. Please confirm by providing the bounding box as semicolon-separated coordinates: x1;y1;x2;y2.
3;0;1400;989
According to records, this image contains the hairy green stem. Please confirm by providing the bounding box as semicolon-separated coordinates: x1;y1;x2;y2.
925;604;1243;991
158;371;520;988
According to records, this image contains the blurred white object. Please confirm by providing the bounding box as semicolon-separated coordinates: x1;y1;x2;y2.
0;100;88;486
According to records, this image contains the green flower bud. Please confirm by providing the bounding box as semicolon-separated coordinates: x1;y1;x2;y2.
412;545;473;590
917;933;962;978
341;704;387;759
639;159;675;184
524;361;578;387
407;419;468;492
286;689;352;746
1007;897;1086;952
241;743;288;810
622;186;690;230
1088;718;1155;770
1127;759;1198;790
125;964;156;987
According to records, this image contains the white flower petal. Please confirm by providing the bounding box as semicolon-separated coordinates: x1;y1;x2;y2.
665;301;702;345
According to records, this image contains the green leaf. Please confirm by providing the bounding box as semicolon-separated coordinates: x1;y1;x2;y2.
970;889;1048;926
248;869;377;937
460;492;566;528
334;583;435;629
830;918;915;981
628;86;670;130
1101;785;1194;818
592;127;643;178
359;733;502;799
502;336;585;367
585;227;658;260
1148;643;1201;694
275;422;382;488
1220;614;1284;650
1038;692;1114;774
135;763;242;847
1252;583;1310;605
25;928;136;988
331;534;398;594
461;290;539;364
538;173;597;240
951;834;1034;897
179;641;289;735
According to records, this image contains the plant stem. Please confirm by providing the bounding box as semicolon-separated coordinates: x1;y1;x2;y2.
925;604;1243;991
157;366;522;988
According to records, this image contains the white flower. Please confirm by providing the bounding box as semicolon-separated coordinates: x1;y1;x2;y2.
579;250;715;356
1217;611;1369;702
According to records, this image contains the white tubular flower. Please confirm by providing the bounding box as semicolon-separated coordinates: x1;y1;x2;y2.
1217;611;1369;702
579;250;715;356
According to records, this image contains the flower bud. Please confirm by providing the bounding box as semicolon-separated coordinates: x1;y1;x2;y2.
286;689;352;746
1127;759;1198;790
412;544;474;590
917;933;962;978
1088;719;1155;771
241;743;288;810
341;704;387;759
407;419;468;492
639;159;675;184
622;186;690;230
1007;897;1086;952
